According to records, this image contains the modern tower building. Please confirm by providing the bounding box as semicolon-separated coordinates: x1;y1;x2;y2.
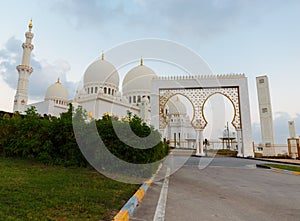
256;75;275;153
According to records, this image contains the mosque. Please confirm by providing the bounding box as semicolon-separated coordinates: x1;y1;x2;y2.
13;20;196;149
14;20;286;157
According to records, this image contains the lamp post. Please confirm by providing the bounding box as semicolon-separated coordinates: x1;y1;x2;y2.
227;121;230;149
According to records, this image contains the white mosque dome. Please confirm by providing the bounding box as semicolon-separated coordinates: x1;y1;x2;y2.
168;96;187;115
122;58;157;95
45;79;68;101
83;55;119;87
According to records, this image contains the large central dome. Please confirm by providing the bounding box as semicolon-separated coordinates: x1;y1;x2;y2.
122;58;157;96
83;56;119;87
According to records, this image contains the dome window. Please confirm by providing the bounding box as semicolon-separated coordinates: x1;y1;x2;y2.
133;96;136;103
137;95;141;102
108;88;111;95
129;96;132;103
95;87;98;93
104;87;107;94
91;87;93;94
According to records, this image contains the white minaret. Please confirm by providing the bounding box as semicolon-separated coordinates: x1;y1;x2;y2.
13;19;34;113
256;75;275;151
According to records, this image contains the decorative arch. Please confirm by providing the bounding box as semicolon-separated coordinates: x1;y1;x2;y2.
159;87;241;130
161;93;195;124
201;92;238;129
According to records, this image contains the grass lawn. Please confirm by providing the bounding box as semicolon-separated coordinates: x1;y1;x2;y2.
264;164;300;172
0;157;139;221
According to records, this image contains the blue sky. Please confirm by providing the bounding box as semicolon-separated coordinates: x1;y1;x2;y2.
0;0;300;143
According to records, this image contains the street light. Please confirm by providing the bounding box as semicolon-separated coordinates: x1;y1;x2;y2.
227;121;230;149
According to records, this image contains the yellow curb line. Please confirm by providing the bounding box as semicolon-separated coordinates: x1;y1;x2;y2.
113;210;129;221
113;164;162;221
133;189;145;203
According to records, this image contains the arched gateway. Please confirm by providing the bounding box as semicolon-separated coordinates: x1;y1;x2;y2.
151;74;254;157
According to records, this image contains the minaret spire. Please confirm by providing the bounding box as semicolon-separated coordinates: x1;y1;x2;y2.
140;56;143;66
13;19;34;113
101;50;104;60
28;19;33;31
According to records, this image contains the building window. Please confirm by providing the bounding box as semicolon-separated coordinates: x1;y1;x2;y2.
112;89;114;96
95;87;98;93
137;95;141;102
87;88;90;94
133;96;136;103
91;87;93;94
148;96;150;102
262;108;268;113
259;79;264;84
104;87;107;94
129;96;132;103
108;88;111;94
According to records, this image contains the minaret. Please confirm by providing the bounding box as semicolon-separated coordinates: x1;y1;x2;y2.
13;19;34;113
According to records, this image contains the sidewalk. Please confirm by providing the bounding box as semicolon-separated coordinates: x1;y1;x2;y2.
255;157;300;165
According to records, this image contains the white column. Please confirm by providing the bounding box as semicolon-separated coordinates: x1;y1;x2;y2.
195;129;200;155
236;129;243;157
196;129;205;156
199;129;204;156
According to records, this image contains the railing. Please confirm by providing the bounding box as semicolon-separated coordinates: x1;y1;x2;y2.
253;143;299;159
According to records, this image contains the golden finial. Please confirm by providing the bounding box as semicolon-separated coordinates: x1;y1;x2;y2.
101;50;104;60
28;19;33;30
140;56;143;66
89;111;93;119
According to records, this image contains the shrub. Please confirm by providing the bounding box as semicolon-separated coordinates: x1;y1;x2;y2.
0;106;169;170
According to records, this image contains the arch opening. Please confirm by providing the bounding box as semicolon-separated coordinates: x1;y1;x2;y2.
202;93;237;152
163;94;195;149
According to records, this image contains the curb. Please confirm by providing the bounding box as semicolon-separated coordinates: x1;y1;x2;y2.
256;164;300;175
270;168;300;175
256;164;271;169
112;164;162;221
251;157;300;166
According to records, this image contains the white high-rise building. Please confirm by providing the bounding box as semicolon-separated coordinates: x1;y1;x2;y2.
256;75;275;153
13;20;34;113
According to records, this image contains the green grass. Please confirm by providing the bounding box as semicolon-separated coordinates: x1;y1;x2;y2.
0;157;139;221
264;164;300;172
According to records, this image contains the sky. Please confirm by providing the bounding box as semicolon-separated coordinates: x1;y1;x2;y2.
0;0;300;144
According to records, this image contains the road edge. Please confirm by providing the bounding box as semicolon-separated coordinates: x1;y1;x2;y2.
112;163;162;221
256;164;300;175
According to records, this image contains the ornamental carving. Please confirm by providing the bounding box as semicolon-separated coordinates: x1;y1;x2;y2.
159;87;241;130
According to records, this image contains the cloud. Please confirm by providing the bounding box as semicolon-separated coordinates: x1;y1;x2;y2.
0;37;76;100
253;111;300;144
49;0;293;42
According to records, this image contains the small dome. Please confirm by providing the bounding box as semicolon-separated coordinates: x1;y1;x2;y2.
122;60;157;95
167;96;187;115
45;79;68;101
83;58;119;86
222;129;236;138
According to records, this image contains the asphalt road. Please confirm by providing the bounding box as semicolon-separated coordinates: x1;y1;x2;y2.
131;153;300;221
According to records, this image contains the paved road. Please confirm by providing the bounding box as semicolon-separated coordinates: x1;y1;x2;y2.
131;153;300;221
